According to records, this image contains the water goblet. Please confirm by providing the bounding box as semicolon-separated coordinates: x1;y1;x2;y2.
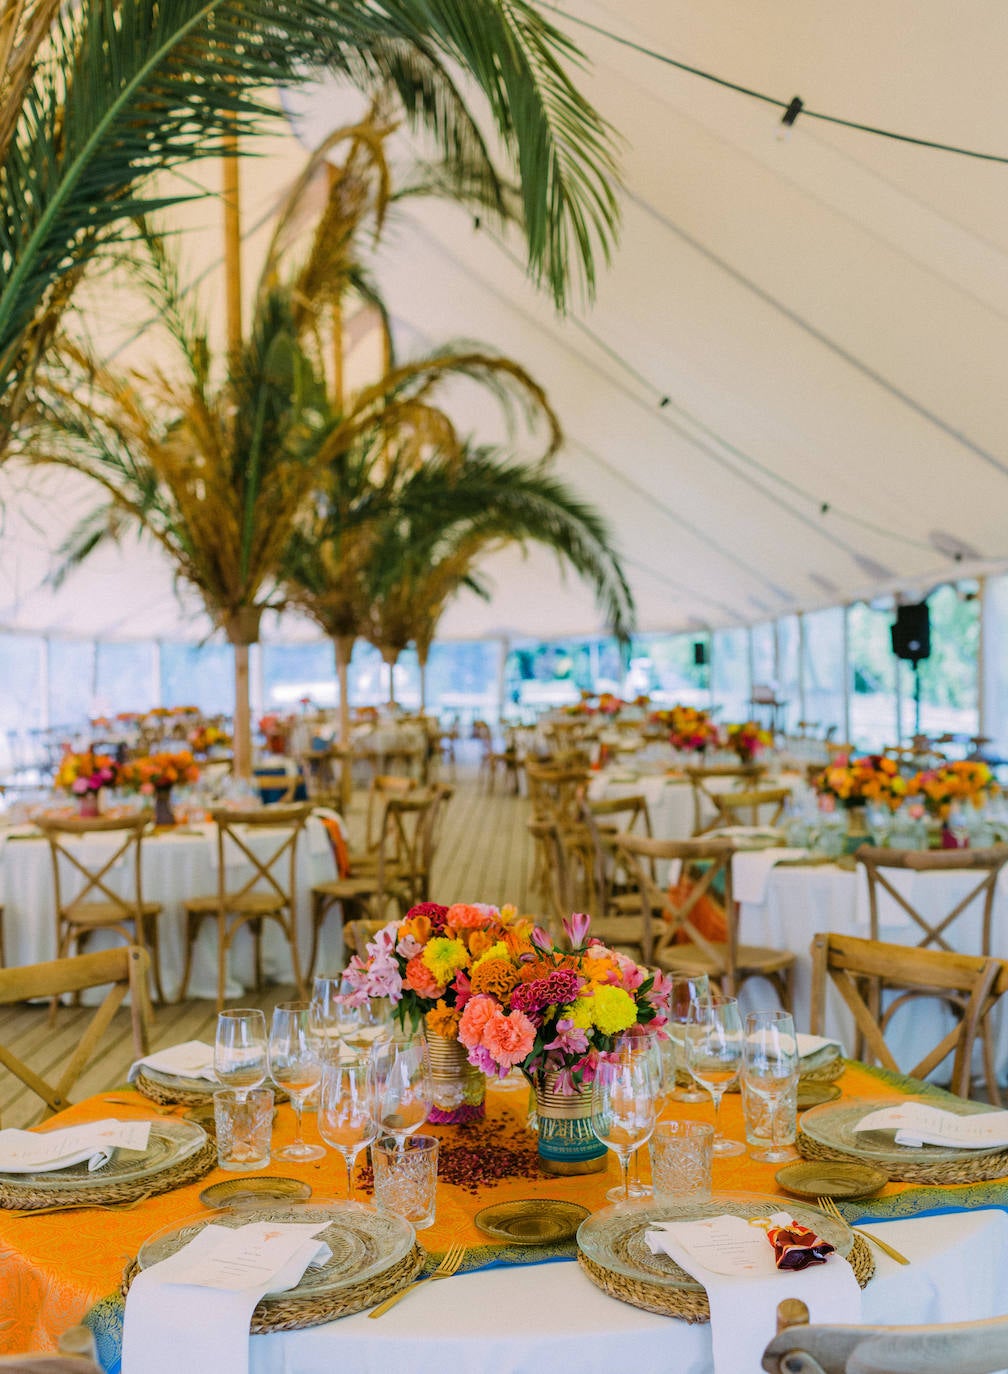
370;1030;433;1148
341;996;394;1055
268;1002;325;1162
317;1059;379;1203
741;1009;799;1162
214;1008;267;1101
606;1030;663;1201
590;1045;657;1203
685;995;744;1156
666;973;711;1103
309;974;352;1062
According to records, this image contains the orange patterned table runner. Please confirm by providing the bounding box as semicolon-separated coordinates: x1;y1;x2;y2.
0;1061;996;1355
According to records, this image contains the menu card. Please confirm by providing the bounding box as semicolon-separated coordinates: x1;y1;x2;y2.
854;1102;1008;1149
646;1213;861;1374
128;1041;217;1083
0;1120;150;1174
121;1222;330;1374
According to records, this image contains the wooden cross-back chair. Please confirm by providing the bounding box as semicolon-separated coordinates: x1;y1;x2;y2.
708;785;793;830
35;814;164;1004
614;832;795;1009
364;774;417;855
252;767;300;803
0;946;151;1121
810;930;1008;1101
180;803;313;1010
307;790;441;976
526;819;573;934
763;1296;1008;1373
684;764;767;835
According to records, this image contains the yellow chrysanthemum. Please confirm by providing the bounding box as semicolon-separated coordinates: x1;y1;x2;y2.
563;998;595;1031
471;940;509;968
591;985;638;1035
421;937;469;985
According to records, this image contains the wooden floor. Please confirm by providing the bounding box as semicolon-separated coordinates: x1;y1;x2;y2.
0;756;537;1127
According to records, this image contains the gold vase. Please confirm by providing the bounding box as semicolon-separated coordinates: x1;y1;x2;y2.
535;1070;607;1175
426;1030;485;1125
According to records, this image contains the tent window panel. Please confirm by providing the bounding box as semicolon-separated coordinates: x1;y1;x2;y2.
899;583;978;744
802;607;845;741
776;616;801;734
0;635;45;773
94;642;156;715
429;641;499;722
261;643;335;709
160;642;235;715
632;633;709;707
712;627;750;722
848;601;897;752
49;639;95;732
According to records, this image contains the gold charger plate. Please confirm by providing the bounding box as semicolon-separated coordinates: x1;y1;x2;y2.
775;1161;887;1201
199;1176;312;1209
798;1082;842;1109
474;1198;589;1244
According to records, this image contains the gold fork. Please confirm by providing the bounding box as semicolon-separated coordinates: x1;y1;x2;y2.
816;1195;910;1265
368;1242;468;1318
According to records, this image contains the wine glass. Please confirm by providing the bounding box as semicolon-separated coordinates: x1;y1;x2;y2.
685;995;744;1156
214;1008;267;1101
317;1059;379;1203
370;1030;433;1148
309;975;352;1062
665;972;711;1102
590;1045;657;1203
268;1002;325;1162
741;1010;799;1163
341;997;395;1055
606;1030;662;1201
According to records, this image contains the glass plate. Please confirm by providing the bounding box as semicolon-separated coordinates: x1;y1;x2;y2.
576;1193;852;1291
474;1198;589;1244
141;1065;218;1094
800;1096;1006;1164
0;1117;208;1192
137;1201;414;1300
799;1044;842;1076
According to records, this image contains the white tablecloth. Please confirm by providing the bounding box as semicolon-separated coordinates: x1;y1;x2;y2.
0;818;341;999
739;864;1008;1077
249;1210;1008;1374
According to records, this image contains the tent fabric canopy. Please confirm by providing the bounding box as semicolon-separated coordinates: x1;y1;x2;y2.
4;0;1008;644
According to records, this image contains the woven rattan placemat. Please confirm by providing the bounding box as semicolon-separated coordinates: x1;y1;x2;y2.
796;1130;1008;1185
0;1137;217;1211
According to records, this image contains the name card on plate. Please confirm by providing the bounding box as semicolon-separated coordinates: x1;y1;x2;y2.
0;1119;151;1173
854;1103;1008;1150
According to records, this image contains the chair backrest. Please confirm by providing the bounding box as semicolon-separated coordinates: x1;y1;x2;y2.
415;784;454;897
343;918;388;959
365;774;417;853
375;791;440;903
614;832;738;984
809;930;1008;1097
526;819;572;929
581;795;653;914
35;814;149;929
710;785;793;829
209;803;312;910
0;946;151;1119
763;1298;1008;1373
523;761;589;826
855;844;1008;954
685;764;767;835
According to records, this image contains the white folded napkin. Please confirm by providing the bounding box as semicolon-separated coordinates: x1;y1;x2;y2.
646;1212;861;1374
854;1102;1008;1150
128;1041;217;1083
0;1120;151;1174
795;1033;845;1062
122;1221;330;1374
732;848;807;904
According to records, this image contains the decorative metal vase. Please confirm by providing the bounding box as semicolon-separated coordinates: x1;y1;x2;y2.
535;1070;607;1175
78;791;100;818
843;801;870;852
153;785;175;828
427;1031;485;1125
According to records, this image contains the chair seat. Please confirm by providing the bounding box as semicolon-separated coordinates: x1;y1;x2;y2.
656;940;795;975
183;892;285;916
65;900;161;928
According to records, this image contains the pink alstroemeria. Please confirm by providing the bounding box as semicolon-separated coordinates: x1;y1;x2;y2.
396;934;423;960
562;911;591;949
544;1018;589;1056
531;925;553;952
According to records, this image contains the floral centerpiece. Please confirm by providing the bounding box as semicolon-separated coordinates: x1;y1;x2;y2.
344;900;535;1123
725;721;773;762
55;748;119;814
119;750;200;826
663;704;721;754
909;760;997;821
258;713;289;754
188;723;231;756
596;693;624;715
814;753;908;810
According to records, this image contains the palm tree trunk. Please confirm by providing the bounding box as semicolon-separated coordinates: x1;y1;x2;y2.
334;635;354;811
225;607;263;782
381;647;398;706
419;656;427;713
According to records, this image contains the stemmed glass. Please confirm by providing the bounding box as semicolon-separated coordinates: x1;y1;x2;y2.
268;1002;325;1162
309;975;353;1062
370;1030;433;1148
741;1010;799;1163
606;1030;662;1201
665;973;711;1102
214;1008;267;1100
317;1058;379;1203
341;997;395;1055
590;1045;657;1203
685;995;744;1156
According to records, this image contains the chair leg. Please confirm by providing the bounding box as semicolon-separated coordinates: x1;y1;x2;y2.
252;919;264;992
286;909;306;1000
138;915;166;1005
216;915;228;1014
178;910;204;1001
982;1016;1002;1108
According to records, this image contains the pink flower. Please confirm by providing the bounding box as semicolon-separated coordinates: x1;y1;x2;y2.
466;1043;501;1076
562;911;591;949
544;1018;589;1056
396;934;423;960
457;994;498;1050
445;903;497;930
481;1009;536;1068
531;926;553;952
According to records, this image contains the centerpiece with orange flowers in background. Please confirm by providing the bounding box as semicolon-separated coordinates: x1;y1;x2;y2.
910;759;997;828
660;704;721;756
188;723;231;757
55;748;119;816
725;721;773;762
119;750;200;827
814;753;908;846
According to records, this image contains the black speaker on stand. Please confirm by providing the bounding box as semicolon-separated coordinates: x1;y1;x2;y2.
891;603;931;735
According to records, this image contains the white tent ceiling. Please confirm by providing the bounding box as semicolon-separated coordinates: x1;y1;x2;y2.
5;0;1008;643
